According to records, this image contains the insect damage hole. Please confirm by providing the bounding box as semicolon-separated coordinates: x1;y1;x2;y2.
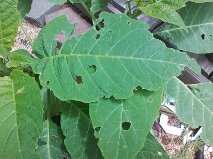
201;34;205;40
75;75;83;84
122;122;131;130
96;34;100;39
88;65;97;74
95;127;101;132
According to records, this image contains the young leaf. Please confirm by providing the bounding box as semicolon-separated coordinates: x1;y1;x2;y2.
61;102;103;159
0;0;21;57
0;69;43;159
139;2;186;28
37;120;71;159
136;133;169;159
18;0;33;18
89;89;162;159
32;13;199;103
165;78;213;145
157;2;213;53
6;49;34;68
91;0;109;13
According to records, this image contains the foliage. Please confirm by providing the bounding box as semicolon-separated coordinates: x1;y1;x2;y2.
0;0;213;159
165;78;213;145
157;2;213;54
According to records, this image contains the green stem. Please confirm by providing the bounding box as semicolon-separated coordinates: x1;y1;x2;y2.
79;1;101;30
124;0;132;15
21;25;33;47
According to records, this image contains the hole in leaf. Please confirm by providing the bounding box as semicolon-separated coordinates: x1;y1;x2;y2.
46;81;50;85
95;127;101;132
88;65;97;74
127;21;131;25
210;35;212;37
109;30;112;33
96;34;100;39
201;34;205;40
75;75;83;84
122;122;131;130
133;86;142;94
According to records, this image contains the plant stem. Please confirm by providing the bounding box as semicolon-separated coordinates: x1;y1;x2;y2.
79;1;101;30
124;0;132;15
21;25;33;47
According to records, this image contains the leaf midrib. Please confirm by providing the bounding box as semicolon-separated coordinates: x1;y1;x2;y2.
40;53;185;66
159;22;213;33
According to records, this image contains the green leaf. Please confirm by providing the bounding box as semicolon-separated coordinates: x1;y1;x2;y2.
0;69;43;158
139;2;186;28
0;0;21;57
165;78;213;145
18;0;32;18
61;102;103;159
6;49;34;68
0;58;11;77
161;0;187;9
48;0;67;5
91;0;109;13
157;2;213;53
37;120;71;159
32;13;199;103
136;133;169;159
89;89;162;159
190;0;213;2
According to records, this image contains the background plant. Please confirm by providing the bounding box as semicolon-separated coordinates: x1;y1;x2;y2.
0;0;213;159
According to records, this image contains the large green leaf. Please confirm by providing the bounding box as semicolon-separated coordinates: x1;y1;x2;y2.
165;78;213;145
0;0;21;57
157;2;213;53
89;89;162;159
18;0;33;18
32;13;199;103
0;69;43;158
136;133;169;159
139;2;186;28
37;120;71;159
61;102;103;159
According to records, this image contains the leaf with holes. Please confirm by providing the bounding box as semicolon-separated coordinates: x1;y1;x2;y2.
61;102;103;159
32;13;199;103
165;78;213;145
136;133;169;159
0;0;21;57
18;0;32;18
37;120;71;159
89;89;162;159
157;2;213;53
0;69;43;158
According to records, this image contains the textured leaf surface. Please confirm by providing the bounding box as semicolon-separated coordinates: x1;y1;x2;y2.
91;0;109;13
0;58;11;77
32;13;199;103
165;78;213;145
61;102;103;159
191;0;213;2
89;89;162;159
7;49;34;68
18;0;32;18
157;2;213;53
136;133;169;159
37;120;70;159
0;0;20;56
139;2;186;28
0;70;43;158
